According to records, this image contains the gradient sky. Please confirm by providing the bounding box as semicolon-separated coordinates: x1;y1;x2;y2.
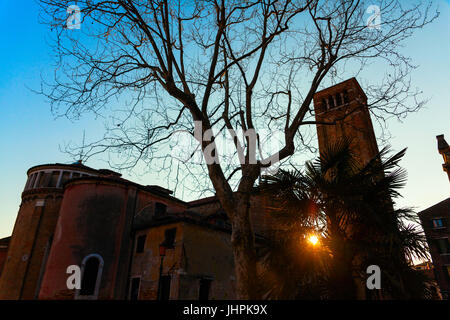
0;1;449;238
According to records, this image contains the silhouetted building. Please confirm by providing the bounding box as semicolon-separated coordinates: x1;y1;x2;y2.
0;162;247;300
419;134;450;300
0;78;390;300
419;198;450;300
437;135;450;180
0;160;277;300
313;78;383;299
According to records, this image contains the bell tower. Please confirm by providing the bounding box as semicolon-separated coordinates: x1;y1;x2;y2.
436;134;450;181
313;78;379;166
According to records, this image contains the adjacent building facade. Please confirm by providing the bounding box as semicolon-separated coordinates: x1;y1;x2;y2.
0;237;10;278
419;135;450;300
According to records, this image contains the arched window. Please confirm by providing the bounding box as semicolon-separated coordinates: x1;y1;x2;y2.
343;90;350;104
76;254;104;299
335;93;342;106
321;98;328;111
328;95;335;109
155;202;167;217
199;279;212;300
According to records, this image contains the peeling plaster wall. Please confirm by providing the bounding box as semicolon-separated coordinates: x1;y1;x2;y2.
178;223;236;300
38;180;136;300
129;222;184;300
129;222;236;300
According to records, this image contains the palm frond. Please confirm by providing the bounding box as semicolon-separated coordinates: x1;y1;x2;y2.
259;141;430;299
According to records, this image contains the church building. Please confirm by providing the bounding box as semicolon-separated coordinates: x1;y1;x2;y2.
0;78;382;300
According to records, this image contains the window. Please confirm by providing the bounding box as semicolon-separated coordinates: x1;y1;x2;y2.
335;93;342;106
434;238;450;255
159;275;171;300
163;228;177;248
78;254;104;298
80;258;99;295
343;90;350;104
432;218;445;228
72;172;81;179
39;172;52;188
199;279;212;300
155;202;167;217
441;266;450;283
48;171;60;187
321;98;327;111
328;95;335;109
136;235;146;253
33;172;42;188
130;277;141;300
26;173;37;190
60;171;71;186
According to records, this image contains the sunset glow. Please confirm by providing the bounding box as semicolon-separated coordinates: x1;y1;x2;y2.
308;235;319;246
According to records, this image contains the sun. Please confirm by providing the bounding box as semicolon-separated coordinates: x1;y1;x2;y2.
308;234;319;246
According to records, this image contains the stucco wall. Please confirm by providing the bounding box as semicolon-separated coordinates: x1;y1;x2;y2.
0;190;63;300
129;222;236;300
38;180;136;300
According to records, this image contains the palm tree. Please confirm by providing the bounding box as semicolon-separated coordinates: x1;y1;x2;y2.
258;139;431;299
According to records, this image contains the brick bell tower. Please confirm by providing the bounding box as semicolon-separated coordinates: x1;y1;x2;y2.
313;78;379;166
313;78;383;300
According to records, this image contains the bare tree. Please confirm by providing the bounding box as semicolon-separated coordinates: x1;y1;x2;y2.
38;0;437;299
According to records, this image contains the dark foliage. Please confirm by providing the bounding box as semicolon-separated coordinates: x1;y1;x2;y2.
258;139;432;299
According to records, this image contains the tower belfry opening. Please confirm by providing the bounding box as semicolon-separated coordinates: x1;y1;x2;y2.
313;78;380;166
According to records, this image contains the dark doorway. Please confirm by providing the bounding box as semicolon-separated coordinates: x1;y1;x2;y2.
130;277;141;300
199;279;212;300
159;275;171;300
80;257;100;296
163;228;177;248
136;235;146;253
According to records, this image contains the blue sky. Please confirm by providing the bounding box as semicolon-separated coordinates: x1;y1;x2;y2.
0;1;449;238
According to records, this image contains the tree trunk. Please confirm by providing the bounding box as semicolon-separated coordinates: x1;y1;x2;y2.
205;170;260;299
206;161;261;300
327;219;357;299
329;251;357;299
230;192;259;299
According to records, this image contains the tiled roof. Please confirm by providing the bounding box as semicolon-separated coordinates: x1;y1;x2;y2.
419;197;450;218
0;236;11;246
